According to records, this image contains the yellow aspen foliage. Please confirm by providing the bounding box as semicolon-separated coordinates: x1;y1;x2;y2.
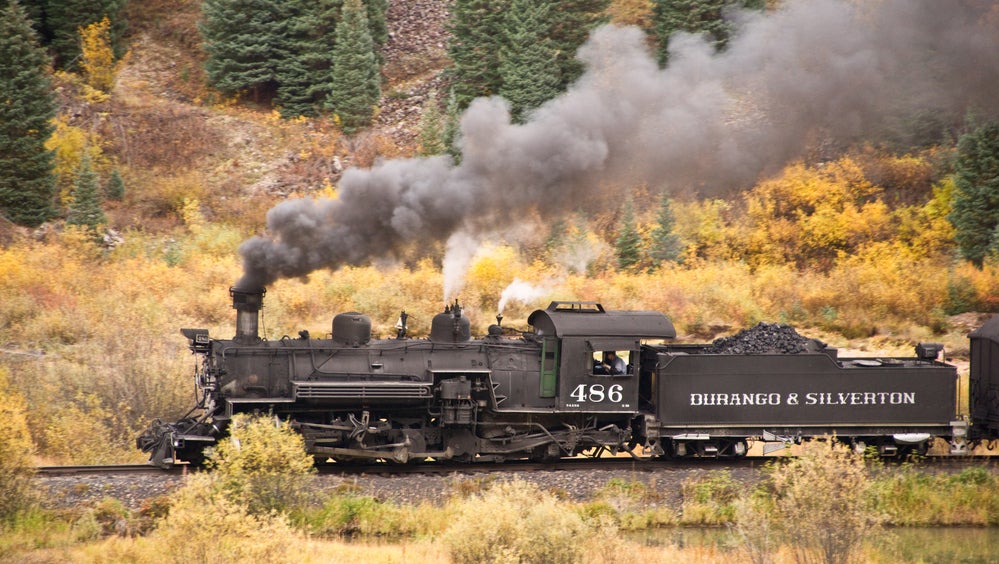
45;116;105;204
179;197;205;233
605;0;654;28
0;367;37;521
672;199;736;262
41;394;123;465
150;474;303;563
741;157;892;268
79;17;119;93
466;243;524;308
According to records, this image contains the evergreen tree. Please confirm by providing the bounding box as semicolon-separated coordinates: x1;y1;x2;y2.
948;121;999;267
547;0;610;90
651;0;763;66
356;0;387;57
417;89;446;156
443;88;463;163
615;197;643;270
447;0;507;110
649;192;684;266
66;154;106;237
544;217;567;259
277;0;338;118
44;0;126;69
201;0;290;102
499;0;561;123
105;168;125;201
0;0;57;227
327;0;380;132
277;0;387;118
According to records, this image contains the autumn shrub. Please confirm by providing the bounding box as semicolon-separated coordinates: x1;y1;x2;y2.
41;395;126;465
110;102;220;170
731;495;779;564
207;413;316;516
129;170;207;219
0;367;38;523
0;229;224;464
148;473;304;563
297;495;446;538
441;479;588;564
747;440;884;564
678;471;742;525
872;464;999;526
582;477;678;530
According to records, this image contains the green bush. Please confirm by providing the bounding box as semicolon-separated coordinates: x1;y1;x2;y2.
872;464;999;526
207;413;316;516
679;471;741;525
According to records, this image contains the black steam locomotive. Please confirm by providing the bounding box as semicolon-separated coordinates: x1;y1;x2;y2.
137;287;999;467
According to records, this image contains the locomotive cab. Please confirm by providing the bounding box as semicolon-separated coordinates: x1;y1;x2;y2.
527;302;676;413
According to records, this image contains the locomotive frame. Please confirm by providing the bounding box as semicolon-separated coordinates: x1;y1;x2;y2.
137;288;999;467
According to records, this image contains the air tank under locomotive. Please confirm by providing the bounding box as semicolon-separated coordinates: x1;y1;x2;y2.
137;287;999;467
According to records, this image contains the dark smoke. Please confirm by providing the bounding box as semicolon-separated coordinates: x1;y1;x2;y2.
237;0;999;290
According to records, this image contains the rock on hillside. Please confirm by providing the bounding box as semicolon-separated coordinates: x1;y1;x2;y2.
377;0;453;148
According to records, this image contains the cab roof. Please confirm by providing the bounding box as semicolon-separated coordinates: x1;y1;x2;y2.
970;314;999;344
527;302;676;339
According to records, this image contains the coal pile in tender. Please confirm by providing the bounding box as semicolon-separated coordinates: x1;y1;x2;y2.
704;322;824;354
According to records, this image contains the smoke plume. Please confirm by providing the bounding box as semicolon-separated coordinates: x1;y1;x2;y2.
498;278;558;313
237;0;999;291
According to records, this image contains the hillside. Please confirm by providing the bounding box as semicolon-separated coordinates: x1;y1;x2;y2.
69;0;454;235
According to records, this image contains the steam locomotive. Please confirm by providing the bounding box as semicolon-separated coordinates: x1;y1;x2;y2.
137;287;999;467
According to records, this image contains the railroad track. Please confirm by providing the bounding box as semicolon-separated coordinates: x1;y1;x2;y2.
36;464;191;477
37;455;994;478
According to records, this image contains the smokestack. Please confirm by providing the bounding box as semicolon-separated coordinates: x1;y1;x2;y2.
230;286;265;343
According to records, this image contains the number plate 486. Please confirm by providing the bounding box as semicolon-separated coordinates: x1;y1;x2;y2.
570;384;624;403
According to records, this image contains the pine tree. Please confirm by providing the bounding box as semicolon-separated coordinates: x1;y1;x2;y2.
44;0;126;69
66;154;105;237
201;0;290;102
447;0;507;110
105;168;125;201
615;197;643;270
327;0;380;133
649;192;684;266
277;0;338;118
357;0;387;56
0;0;57;227
443;88;463;163
277;0;387;118
948;121;999;267
651;0;763;66
499;0;561;123
547;0;610;90
417;90;446;156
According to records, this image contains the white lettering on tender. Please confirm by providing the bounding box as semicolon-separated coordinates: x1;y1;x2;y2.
803;392;915;406
689;391;916;407
690;393;781;406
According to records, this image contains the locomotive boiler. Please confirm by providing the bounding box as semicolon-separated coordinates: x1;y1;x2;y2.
137;287;999;467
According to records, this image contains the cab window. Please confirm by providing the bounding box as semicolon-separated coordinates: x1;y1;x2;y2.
591;350;629;375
